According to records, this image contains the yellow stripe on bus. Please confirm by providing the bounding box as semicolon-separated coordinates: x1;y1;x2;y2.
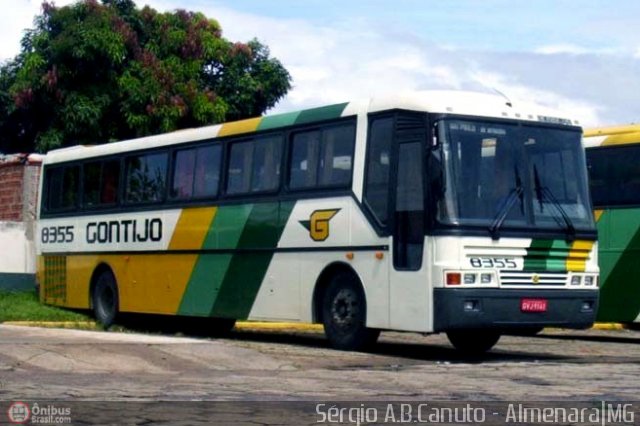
583;124;640;138
594;209;604;223
169;207;217;250
217;117;262;137
565;240;594;272
601;132;640;147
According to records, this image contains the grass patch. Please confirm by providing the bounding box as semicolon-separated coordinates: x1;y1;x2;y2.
0;290;91;323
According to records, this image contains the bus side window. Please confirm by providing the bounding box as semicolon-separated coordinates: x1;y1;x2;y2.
82;162;102;207
227;136;282;195
289;130;321;190
172;148;197;199
364;117;393;227
193;145;221;198
101;160;120;205
124;152;168;204
319;124;355;187
47;165;80;211
227;141;253;195
251;135;282;192
289;123;355;191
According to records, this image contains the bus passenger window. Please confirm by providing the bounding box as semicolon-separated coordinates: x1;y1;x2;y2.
172;145;221;200
319;125;355;187
100;160;120;205
82;162;101;207
124;152;168;204
227;136;281;195
83;160;119;208
193;145;221;198
172;148;196;199
288;123;355;190
227;141;253;195
47;166;80;211
289;131;320;189
251;136;282;192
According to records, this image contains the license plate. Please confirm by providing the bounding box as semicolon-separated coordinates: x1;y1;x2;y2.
521;298;548;313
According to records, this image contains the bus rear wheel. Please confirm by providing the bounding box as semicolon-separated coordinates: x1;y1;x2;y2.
446;329;501;355
92;270;119;328
322;273;380;351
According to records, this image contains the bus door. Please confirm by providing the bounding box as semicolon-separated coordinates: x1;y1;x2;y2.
389;116;430;332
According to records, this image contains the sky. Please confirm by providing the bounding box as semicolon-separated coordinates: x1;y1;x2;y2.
1;0;639;127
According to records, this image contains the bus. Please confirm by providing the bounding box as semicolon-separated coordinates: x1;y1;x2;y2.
36;91;599;354
584;124;640;326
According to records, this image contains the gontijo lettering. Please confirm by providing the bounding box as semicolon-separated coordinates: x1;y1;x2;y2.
86;218;162;243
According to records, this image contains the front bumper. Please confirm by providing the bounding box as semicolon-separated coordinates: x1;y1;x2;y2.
433;288;598;332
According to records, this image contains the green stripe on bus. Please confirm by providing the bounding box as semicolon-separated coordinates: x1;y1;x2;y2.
210;201;295;319
257;111;301;131
523;239;571;271
177;205;253;316
596;209;640;322
294;103;349;125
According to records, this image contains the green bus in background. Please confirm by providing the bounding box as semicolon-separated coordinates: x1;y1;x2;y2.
584;124;640;326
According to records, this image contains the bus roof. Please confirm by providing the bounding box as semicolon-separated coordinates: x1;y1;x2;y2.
583;124;640;148
44;90;580;165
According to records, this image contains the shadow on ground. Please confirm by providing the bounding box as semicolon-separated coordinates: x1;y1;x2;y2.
109;313;572;365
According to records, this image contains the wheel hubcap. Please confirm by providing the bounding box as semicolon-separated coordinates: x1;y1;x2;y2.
331;289;358;328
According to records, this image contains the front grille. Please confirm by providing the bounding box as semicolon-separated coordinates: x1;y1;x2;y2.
499;271;567;286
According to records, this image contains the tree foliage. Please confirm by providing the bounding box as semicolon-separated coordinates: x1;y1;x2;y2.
0;0;291;153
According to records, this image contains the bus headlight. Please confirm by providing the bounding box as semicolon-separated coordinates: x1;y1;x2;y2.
463;273;477;284
571;275;582;286
480;273;493;284
584;276;595;286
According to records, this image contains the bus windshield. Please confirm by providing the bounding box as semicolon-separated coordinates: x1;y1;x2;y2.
436;119;595;233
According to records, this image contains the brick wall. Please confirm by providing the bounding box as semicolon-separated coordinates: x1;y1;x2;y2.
0;163;26;221
0;155;42;288
0;155;41;222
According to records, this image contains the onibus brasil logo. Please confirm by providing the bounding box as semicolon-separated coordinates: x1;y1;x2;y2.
299;209;341;242
7;402;30;424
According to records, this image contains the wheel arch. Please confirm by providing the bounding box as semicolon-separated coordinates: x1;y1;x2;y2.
311;262;366;324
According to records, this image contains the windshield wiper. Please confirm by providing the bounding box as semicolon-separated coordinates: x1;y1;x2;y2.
489;166;524;240
533;165;575;241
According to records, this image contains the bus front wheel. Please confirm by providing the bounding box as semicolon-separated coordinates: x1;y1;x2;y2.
446;329;501;355
92;270;119;328
322;273;380;351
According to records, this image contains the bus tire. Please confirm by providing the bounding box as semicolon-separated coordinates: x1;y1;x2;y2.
322;272;380;351
92;269;119;328
446;329;501;355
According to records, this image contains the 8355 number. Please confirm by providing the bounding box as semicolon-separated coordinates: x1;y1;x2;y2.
469;257;517;269
41;226;74;244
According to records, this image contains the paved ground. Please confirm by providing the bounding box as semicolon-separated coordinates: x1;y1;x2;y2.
0;323;639;424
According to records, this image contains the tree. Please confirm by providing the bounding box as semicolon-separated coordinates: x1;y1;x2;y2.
0;0;291;153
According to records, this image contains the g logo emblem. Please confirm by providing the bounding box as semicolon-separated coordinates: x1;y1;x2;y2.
299;209;340;241
532;274;540;284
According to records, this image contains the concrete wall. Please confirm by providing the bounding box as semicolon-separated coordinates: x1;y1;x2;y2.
0;154;42;291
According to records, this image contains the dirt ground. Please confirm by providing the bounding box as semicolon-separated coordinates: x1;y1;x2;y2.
0;324;638;424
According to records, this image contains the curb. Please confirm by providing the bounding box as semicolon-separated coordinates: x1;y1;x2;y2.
2;321;626;332
591;322;625;330
235;321;322;331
